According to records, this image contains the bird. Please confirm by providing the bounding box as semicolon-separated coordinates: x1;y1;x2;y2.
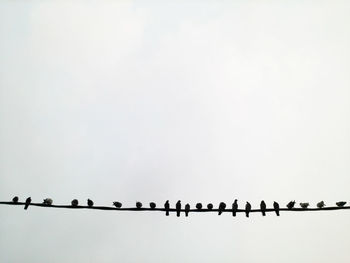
43;198;53;206
207;203;213;210
317;201;325;209
71;199;79;207
232;199;238;217
273;201;280;216
113;201;122;208
87;199;94;207
185;204;190;217
245;202;251;217
300;202;309;209
287;200;295;210
149;202;156;209
196;203;203;210
336;201;347;207
164;200;170;216
260;200;266;216
12;196;19;203
176;200;181;217
24;197;31;210
218;202;226;215
136;201;142;209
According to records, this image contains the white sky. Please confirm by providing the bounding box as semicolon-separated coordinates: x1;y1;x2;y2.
1;1;350;262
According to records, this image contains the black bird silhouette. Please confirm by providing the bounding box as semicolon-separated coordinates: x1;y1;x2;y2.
196;203;203;210
286;200;295;210
136;201;142;209
164;200;170;216
300;202;309;209
185;204;190;217
260;200;266;216
317;201;325;209
149;202;156;209
176;200;181;217
87;199;94;207
273;201;280;216
245;202;251;217
218;202;226;215
232;199;238;217
207;203;213;210
12;196;19;203
24;197;31;210
43;198;53;206
113;201;122;208
336;201;347;207
71;199;79;207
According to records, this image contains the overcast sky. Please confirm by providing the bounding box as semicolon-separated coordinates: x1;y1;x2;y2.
1;1;350;262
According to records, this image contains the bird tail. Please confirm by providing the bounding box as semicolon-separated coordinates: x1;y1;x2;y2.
24;204;29;210
232;211;236;217
166;210;169;216
185;211;189;217
262;211;266;216
218;211;222;215
246;212;249;218
176;211;180;217
276;211;280;216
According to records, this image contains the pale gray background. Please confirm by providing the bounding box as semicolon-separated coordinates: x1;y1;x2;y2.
1;1;350;262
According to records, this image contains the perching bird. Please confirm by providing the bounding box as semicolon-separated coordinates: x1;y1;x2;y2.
164;200;170;216
218;202;226;215
113;201;122;208
43;198;53;206
232;199;238;217
12;196;19;203
287;200;295;210
149;202;156;209
71;199;79;207
336;201;347;207
207;203;213;210
87;199;94;207
260;200;266;216
245;202;251;217
196;203;203;210
317;201;325;209
176;200;181;217
24;197;31;210
136;201;142;209
300;202;309;209
185;204;190;217
273;201;280;216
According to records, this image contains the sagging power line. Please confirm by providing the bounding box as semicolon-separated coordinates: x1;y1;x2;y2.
1;197;350;217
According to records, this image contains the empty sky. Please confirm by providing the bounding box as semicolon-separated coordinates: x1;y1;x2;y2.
1;1;350;262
